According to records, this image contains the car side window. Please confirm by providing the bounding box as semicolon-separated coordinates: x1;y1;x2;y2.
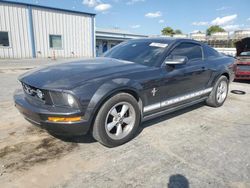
205;45;221;58
169;43;203;62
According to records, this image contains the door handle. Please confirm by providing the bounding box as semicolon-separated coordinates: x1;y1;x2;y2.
202;66;207;71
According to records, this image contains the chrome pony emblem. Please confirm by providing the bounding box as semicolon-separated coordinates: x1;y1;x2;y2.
23;83;44;99
151;88;158;96
23;84;34;95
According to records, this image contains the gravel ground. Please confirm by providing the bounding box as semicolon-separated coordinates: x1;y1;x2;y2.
0;62;249;188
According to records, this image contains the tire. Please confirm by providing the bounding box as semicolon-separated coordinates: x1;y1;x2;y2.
92;93;141;147
206;75;229;107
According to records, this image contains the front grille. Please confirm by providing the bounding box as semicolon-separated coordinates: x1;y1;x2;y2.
238;58;250;63
236;75;250;78
237;65;250;71
22;83;45;103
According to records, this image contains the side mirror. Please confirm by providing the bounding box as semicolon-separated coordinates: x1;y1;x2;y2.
165;56;188;65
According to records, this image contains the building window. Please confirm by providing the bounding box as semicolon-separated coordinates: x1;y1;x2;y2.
49;35;62;48
102;41;108;53
0;32;10;47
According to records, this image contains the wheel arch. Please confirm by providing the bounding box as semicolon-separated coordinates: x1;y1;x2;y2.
211;71;230;87
84;80;144;131
221;72;230;81
94;88;143;113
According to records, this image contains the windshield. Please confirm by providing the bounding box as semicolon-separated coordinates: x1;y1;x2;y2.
240;51;250;56
104;41;169;66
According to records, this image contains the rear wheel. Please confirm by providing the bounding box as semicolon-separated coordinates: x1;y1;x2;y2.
92;93;140;147
206;76;229;107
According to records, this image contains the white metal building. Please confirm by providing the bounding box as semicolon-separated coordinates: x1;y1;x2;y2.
234;30;250;40
172;34;188;38
0;1;95;59
190;32;207;41
209;32;229;41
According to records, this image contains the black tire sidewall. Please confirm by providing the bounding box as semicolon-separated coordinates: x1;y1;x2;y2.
93;93;141;147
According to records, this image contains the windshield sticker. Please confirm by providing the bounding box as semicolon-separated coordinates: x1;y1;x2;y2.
149;42;168;48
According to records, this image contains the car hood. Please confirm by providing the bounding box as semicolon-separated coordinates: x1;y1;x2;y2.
19;57;148;90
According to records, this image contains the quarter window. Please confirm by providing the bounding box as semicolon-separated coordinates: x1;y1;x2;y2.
170;43;202;61
49;35;62;48
205;46;221;58
0;32;10;47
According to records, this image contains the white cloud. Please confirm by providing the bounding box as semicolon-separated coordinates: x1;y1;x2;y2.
130;24;141;29
158;19;164;23
145;11;162;18
83;0;112;12
191;14;241;30
94;3;112;12
216;6;230;11
127;0;145;5
192;21;209;26
82;0;99;7
211;14;237;25
247;18;250;21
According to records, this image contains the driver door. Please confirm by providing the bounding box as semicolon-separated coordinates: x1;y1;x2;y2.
160;42;212;107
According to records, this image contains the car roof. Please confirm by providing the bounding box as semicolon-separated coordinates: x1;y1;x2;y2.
128;37;202;45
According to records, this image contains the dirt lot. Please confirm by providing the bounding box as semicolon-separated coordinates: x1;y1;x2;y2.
0;64;250;188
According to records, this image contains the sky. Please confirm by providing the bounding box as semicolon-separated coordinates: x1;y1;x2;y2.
4;0;250;35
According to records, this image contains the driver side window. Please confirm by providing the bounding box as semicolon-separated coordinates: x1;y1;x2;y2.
169;43;203;62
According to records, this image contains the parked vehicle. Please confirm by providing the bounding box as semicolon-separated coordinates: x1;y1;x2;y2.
14;38;236;147
235;37;250;80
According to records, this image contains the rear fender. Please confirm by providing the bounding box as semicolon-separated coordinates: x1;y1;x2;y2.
210;69;230;88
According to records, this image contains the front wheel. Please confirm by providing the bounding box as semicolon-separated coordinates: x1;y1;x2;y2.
92;93;141;147
206;75;229;107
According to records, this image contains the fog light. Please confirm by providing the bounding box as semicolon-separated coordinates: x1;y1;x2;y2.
36;89;43;99
48;116;81;122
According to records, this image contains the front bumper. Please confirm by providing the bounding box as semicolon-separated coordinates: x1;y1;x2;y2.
14;89;91;136
235;64;250;80
235;71;250;80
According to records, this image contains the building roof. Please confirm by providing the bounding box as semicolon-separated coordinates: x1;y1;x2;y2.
0;0;95;16
96;28;133;35
96;28;148;41
96;28;147;37
235;30;250;33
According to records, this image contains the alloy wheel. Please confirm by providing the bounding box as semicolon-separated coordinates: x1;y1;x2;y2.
105;102;136;140
216;80;228;103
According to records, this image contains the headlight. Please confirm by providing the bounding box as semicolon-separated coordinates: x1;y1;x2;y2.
67;94;75;107
49;91;79;109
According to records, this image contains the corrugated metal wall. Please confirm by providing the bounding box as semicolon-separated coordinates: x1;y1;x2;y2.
0;3;32;59
0;2;94;59
32;8;93;58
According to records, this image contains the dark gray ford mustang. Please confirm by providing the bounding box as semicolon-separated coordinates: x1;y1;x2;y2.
14;38;236;147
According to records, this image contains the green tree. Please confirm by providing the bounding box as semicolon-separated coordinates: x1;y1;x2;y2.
175;29;182;34
161;27;175;36
206;25;225;36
